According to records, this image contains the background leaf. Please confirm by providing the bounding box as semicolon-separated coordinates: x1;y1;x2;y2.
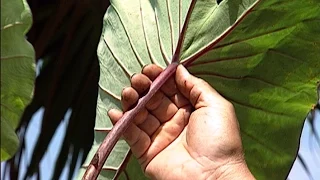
83;0;320;179
3;0;109;179
0;0;35;161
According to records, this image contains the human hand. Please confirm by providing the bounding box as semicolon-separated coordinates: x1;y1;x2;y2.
108;64;254;180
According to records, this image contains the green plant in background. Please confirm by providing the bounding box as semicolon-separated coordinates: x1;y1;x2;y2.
2;0;106;179
0;0;35;161
1;0;319;180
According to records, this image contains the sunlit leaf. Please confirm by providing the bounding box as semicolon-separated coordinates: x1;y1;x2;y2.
6;0;107;179
0;0;35;161
81;0;320;179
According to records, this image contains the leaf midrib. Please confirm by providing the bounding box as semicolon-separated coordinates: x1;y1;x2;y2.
182;0;261;65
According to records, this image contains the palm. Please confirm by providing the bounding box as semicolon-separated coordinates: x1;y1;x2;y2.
146;127;202;180
146;104;242;180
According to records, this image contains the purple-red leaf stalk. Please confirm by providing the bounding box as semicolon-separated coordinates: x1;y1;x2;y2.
82;62;179;179
82;0;197;178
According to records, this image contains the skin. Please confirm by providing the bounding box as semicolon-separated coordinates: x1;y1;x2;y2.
108;64;255;180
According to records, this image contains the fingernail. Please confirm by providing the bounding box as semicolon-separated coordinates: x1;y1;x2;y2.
107;109;113;117
130;73;136;79
142;64;149;73
121;87;127;100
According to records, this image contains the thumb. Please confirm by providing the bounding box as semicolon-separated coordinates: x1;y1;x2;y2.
175;65;226;109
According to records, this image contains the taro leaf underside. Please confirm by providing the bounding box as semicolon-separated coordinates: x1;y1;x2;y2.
79;0;320;179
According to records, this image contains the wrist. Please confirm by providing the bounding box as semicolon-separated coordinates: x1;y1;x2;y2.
208;161;255;180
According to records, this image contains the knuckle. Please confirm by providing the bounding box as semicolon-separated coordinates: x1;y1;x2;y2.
225;100;235;111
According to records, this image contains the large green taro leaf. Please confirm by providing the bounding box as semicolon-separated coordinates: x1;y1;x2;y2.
0;0;35;161
80;0;320;179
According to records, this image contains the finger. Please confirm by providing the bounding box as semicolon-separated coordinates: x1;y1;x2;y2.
131;73;151;95
139;106;192;169
121;87;139;111
151;106;191;142
134;108;149;125
142;64;163;80
138;114;161;136
123;122;151;158
160;75;177;97
108;108;123;125
170;92;190;108
143;64;184;110
143;64;177;97
121;87;148;125
144;86;179;123
175;65;226;109
108;109;151;158
146;91;178;123
145;91;163;110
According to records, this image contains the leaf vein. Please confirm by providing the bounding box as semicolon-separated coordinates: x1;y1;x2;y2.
166;0;174;55
183;0;261;66
224;93;295;118
179;0;182;33
1;103;17;114
154;9;170;65
213;18;319;51
112;6;143;67
189;52;265;66
194;72;295;93
99;85;121;101
268;49;304;63
1;22;24;30
1;55;33;60
140;0;157;64
103;37;131;78
241;130;283;156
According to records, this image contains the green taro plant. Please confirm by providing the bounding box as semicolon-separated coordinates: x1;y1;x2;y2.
2;0;106;179
1;0;319;180
1;0;36;161
80;0;320;179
